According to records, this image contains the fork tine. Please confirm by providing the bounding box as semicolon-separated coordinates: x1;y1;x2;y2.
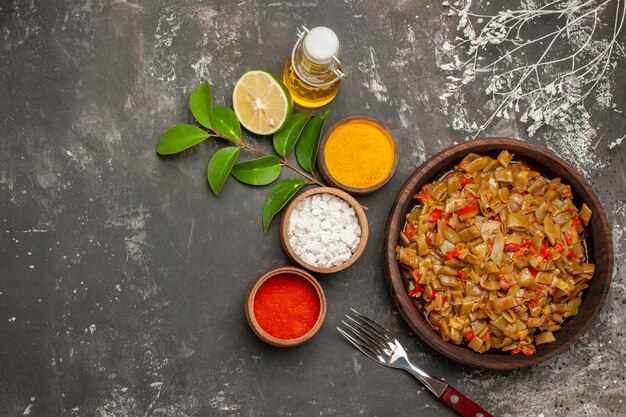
341;319;388;352
337;327;382;364
350;308;395;341
345;315;390;350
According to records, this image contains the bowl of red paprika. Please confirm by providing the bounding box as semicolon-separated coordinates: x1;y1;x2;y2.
245;266;327;347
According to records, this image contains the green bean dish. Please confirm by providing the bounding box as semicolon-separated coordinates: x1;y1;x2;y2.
396;151;594;355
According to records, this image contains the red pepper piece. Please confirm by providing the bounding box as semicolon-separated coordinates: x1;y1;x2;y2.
503;243;521;252
425;237;433;246
408;284;423;297
412;269;420;281
457;270;467;282
444;213;452;228
404;223;417;238
529;300;540;308
572;218;582;226
430;289;439;298
442;297;448;307
460;174;473;187
529;268;538;277
498;274;511;290
464;331;474;341
445;245;463;260
553;241;564;252
567;251;577;259
457;205;477;216
511;347;522;355
466;193;477;206
562;187;572;198
428;208;443;223
521;239;532;248
413;186;432;203
540;243;552;260
521;345;536;356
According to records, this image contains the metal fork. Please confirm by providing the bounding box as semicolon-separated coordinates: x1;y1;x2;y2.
338;309;493;417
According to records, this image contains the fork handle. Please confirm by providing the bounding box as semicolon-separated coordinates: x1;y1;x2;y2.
440;385;494;417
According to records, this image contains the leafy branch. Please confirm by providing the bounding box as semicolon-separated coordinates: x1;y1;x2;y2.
156;81;329;232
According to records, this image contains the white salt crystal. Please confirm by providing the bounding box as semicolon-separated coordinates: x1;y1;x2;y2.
340;231;356;246
329;201;341;210
301;252;317;265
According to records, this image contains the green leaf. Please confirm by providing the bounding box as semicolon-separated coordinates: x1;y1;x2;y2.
156;124;209;155
190;82;213;129
262;178;307;233
207;147;240;195
213;106;241;141
273;113;310;157
231;156;282;186
295;110;328;174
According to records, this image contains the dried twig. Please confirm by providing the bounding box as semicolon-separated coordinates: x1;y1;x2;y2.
438;0;625;137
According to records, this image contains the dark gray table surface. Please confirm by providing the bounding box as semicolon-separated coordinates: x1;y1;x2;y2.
1;1;625;416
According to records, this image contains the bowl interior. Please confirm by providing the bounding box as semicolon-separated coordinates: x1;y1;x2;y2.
280;186;369;274
384;138;613;370
245;266;327;347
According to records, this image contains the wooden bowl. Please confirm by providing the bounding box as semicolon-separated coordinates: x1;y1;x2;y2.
384;138;613;370
317;115;400;196
280;187;369;274
245;266;327;347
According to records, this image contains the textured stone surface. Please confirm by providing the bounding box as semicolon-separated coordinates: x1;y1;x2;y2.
1;1;624;416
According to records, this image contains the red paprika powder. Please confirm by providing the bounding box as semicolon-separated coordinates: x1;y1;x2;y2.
253;273;321;340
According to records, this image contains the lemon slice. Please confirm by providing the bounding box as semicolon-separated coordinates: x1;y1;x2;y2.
233;70;293;135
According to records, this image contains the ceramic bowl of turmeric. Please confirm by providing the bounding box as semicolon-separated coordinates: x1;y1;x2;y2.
318;115;399;196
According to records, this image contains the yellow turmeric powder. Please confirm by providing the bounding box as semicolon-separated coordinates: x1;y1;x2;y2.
323;119;395;189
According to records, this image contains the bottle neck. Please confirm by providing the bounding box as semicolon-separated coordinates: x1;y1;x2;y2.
293;43;337;86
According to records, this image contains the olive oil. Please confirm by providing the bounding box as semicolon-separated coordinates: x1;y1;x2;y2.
282;26;346;110
283;59;340;108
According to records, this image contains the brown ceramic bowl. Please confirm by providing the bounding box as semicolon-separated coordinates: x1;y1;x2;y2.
384;138;613;370
280;187;369;274
245;266;327;347
318;115;400;196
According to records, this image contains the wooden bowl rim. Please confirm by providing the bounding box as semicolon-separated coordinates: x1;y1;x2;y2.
317;115;400;196
280;186;369;274
245;266;327;347
384;137;613;370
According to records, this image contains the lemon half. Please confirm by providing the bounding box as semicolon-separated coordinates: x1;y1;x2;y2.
233;70;292;135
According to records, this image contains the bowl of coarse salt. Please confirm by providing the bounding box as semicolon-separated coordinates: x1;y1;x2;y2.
280;187;369;274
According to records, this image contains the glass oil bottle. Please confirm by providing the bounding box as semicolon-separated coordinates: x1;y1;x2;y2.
283;26;347;109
